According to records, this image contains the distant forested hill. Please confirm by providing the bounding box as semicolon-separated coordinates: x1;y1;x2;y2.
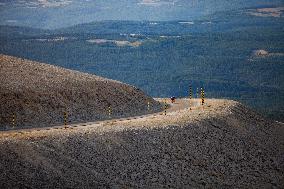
1;8;283;121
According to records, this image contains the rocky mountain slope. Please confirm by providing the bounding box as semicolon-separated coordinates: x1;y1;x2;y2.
0;54;161;129
0;99;283;188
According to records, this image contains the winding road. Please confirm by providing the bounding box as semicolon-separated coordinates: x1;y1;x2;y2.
0;98;202;134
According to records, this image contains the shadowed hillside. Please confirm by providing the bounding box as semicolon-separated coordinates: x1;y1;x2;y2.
0;55;161;129
0;99;283;188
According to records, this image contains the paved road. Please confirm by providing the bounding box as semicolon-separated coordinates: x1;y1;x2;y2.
0;98;201;134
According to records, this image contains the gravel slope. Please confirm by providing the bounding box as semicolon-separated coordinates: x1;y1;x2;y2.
0;54;161;129
0;99;283;188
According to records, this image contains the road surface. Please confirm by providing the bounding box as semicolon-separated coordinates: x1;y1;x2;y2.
0;98;202;134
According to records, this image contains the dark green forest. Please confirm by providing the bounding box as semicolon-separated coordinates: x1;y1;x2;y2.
1;9;283;121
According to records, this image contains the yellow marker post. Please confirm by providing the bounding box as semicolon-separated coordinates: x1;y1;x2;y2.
200;88;203;106
203;89;205;105
108;106;112;119
64;112;68;129
201;88;205;106
12;113;15;128
189;86;192;110
164;99;167;115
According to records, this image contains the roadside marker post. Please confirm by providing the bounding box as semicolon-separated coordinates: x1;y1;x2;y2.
189;86;192;110
64;112;68;129
203;89;205;105
12;113;15;128
147;101;150;112
200;87;203;106
164;99;167;115
201;88;205;106
108;106;112;119
196;88;199;99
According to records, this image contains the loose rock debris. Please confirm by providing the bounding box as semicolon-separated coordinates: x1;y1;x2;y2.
0;99;283;188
